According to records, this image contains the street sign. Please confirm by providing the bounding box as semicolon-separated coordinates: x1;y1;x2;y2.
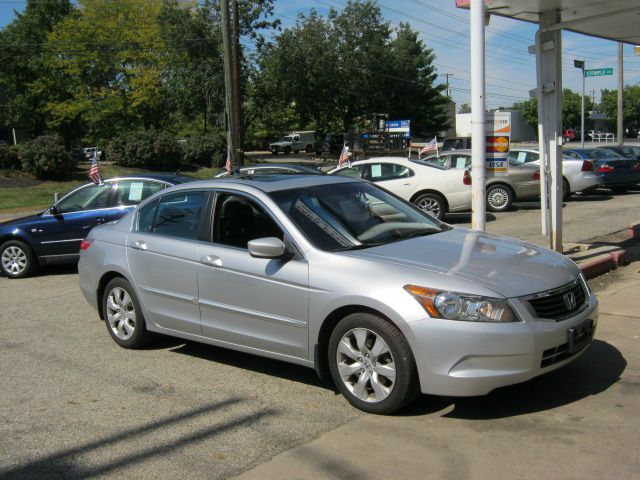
385;120;410;138
585;68;613;77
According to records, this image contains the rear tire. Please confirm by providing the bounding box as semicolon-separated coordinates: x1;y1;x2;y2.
486;184;514;212
563;178;571;201
102;277;151;349
0;240;37;279
611;186;628;194
306;145;313;153
328;313;419;414
412;192;446;220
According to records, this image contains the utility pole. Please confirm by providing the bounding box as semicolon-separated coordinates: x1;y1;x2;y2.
444;73;454;98
470;0;486;232
574;60;585;147
231;0;244;165
220;0;244;168
617;42;624;146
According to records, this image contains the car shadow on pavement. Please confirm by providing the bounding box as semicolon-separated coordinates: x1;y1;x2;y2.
166;339;334;391
0;399;277;480
400;339;625;419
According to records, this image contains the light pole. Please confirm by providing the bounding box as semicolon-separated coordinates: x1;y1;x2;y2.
574;59;585;147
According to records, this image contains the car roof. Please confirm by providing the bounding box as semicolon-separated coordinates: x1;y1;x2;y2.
111;173;194;184
168;174;356;193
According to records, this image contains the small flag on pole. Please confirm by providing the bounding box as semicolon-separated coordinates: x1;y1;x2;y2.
338;143;350;168
225;147;235;174
89;150;101;184
419;136;438;159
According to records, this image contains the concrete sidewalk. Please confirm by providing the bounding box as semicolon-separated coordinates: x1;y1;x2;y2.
234;263;640;480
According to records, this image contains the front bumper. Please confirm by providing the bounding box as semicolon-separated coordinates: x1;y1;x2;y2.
402;293;598;397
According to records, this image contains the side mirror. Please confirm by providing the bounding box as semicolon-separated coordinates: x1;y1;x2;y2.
248;237;286;259
50;204;58;215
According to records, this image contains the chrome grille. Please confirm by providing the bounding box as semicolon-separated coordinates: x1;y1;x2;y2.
528;281;587;321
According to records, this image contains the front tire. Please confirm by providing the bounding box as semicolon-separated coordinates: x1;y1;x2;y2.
486;184;514;212
0;240;36;278
102;277;150;349
328;313;419;414
412;192;446;220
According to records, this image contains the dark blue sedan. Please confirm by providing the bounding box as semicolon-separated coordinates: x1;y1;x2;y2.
563;148;640;192
0;174;192;278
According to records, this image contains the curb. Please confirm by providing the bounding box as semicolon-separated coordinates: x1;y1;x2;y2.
566;245;626;279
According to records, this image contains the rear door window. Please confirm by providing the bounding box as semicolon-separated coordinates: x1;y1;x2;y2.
114;180;168;207
138;191;206;240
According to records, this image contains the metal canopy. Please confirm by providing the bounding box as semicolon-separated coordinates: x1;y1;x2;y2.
476;0;640;45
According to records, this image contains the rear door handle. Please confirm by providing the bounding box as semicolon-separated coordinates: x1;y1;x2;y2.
200;255;223;268
130;240;148;251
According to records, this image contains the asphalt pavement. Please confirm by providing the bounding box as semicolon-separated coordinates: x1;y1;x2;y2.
1;188;639;479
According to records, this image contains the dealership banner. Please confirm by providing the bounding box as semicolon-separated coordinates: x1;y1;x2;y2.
485;112;510;175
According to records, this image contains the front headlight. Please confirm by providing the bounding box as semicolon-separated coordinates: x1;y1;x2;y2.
404;285;519;323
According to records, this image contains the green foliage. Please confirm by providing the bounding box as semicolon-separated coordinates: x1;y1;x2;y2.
0;0;74;137
511;98;538;129
106;130;181;171
0;146;21;169
181;132;226;168
600;85;640;132
562;88;592;129
253;1;447;137
19;135;76;179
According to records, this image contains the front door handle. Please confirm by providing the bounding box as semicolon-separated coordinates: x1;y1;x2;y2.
130;240;148;251
200;255;223;268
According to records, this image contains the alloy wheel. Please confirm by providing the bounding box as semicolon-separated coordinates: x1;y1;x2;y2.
487;186;510;210
1;246;27;276
335;328;396;403
416;197;441;218
106;286;137;340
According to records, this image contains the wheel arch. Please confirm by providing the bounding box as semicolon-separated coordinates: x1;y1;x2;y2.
96;271;128;320
0;234;40;265
409;189;449;211
314;304;405;382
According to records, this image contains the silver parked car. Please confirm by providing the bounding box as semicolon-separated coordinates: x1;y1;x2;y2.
422;150;540;211
509;149;602;200
79;175;598;414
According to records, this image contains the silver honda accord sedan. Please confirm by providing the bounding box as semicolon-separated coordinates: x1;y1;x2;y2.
78;175;598;414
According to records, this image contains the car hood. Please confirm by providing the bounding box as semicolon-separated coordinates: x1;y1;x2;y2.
270;140;292;146
0;212;44;230
343;227;579;298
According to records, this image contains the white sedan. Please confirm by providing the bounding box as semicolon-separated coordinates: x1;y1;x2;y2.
328;157;471;220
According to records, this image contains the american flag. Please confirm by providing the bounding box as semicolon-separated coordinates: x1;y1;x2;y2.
89;151;101;184
419;136;438;156
338;143;350;168
225;147;235;174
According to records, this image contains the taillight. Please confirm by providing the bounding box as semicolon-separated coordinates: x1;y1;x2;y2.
80;239;93;251
581;160;594;172
634;162;640;172
463;169;471;185
597;163;615;173
533;170;540;180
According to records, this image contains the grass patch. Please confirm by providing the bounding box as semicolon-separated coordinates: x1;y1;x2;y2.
0;163;218;213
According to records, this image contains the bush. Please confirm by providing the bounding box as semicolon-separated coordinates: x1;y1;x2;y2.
106;130;182;170
180;131;226;168
0;145;21;169
19;135;76;180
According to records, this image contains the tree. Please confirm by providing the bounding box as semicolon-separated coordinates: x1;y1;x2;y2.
253;1;447;137
40;0;169;145
0;0;74;138
384;23;447;136
458;103;471;114
600;85;640;134
562;88;592;129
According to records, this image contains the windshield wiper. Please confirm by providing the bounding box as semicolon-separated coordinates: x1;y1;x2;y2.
333;242;386;252
395;228;441;240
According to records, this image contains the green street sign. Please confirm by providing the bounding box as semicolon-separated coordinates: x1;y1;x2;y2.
585;68;613;77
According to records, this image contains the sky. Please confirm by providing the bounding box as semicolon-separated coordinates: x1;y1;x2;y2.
1;0;639;110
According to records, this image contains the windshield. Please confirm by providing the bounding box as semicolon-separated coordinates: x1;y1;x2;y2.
269;181;447;252
584;148;624;159
280;135;294;142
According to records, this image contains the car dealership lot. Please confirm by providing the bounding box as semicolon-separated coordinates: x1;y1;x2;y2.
1;190;640;479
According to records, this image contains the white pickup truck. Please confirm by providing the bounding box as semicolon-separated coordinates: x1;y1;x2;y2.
269;131;316;154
